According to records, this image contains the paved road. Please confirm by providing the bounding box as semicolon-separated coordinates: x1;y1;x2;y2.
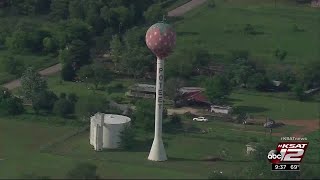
2;1;205;91
167;0;207;17
2;63;62;90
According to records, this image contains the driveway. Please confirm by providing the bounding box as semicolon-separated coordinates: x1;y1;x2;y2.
2;63;62;91
167;0;207;17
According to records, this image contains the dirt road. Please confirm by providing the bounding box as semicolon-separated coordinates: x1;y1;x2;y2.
279;120;319;138
2;63;62;90
167;0;207;17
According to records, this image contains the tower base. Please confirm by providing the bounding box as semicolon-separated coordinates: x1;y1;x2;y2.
148;138;167;161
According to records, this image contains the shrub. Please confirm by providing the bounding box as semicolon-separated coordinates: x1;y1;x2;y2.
68;93;78;103
61;64;76;81
2;57;25;76
66;162;99;179
76;95;108;119
170;113;182;128
208;0;216;8
230;50;249;60
32;91;58;113
53;99;74;117
118;124;136;150
110;94;125;103
0;96;24;116
59;92;66;99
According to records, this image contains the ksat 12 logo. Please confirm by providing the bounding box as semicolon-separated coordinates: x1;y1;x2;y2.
267;142;309;164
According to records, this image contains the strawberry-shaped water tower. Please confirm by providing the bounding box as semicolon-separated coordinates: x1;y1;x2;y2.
146;22;176;161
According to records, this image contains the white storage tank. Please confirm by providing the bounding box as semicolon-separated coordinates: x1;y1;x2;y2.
90;113;131;150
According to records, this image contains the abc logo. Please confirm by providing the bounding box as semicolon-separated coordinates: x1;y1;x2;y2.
268;150;282;160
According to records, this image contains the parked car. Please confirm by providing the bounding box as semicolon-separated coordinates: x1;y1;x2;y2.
193;117;208;122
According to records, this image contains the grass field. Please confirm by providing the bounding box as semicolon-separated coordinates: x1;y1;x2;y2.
230;91;319;120
173;0;320;65
1;112;316;179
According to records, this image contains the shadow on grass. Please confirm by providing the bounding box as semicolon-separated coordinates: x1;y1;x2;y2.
167;16;184;23
188;134;248;143
177;31;199;36
168;157;202;162
234;106;269;113
227;97;243;103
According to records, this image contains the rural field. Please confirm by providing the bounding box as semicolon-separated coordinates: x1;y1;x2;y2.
0;112;319;179
173;0;320;65
1;0;319;179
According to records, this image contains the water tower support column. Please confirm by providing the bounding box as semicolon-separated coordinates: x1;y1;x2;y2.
148;58;167;161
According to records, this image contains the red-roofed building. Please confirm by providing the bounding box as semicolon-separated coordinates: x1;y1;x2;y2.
174;87;211;107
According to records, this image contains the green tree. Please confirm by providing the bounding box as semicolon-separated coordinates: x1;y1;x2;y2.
43;37;58;53
54;19;91;48
0;88;24;116
12;0;51;15
205;75;232;104
66;162;99;179
165;77;186;99
5;26;48;53
132;100;155;132
101;6;131;32
61;63;76;81
32;90;58;114
68;93;78;103
121;47;152;79
53;98;74;117
226;58;256;87
50;0;69;20
143;3;164;24
2;56;25;76
77;63;111;89
166;53;194;79
68;0;85;19
109;35;123;71
292;83;305;101
61;39;91;66
84;1;106;35
208;0;216;8
170;114;182;129
76;95;108;120
21;67;47;100
300;60;320;89
247;73;270;90
118;124;136;150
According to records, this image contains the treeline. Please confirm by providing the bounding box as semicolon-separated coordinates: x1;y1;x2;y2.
0;0;167;80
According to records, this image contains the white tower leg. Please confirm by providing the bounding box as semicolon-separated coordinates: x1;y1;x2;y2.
148;58;167;161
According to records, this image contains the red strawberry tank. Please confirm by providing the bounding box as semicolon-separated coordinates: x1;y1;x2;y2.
145;22;176;59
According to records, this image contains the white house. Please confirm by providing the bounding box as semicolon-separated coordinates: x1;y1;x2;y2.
210;105;233;114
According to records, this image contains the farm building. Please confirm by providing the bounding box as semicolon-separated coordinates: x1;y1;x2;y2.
90;113;131;151
210;105;233;115
178;87;205;94
125;83;156;99
175;87;210;107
